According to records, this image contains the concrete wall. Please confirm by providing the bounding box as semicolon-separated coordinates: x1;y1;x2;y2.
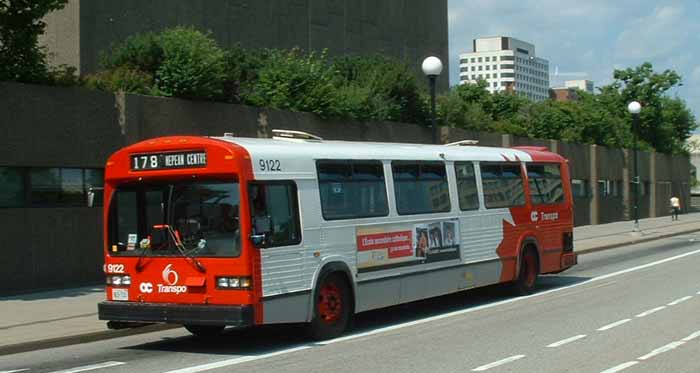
41;0;450;91
0;82;691;293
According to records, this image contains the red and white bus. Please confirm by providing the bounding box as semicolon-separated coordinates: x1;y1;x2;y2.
97;130;576;340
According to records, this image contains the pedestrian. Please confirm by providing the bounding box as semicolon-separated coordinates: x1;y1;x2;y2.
670;196;681;221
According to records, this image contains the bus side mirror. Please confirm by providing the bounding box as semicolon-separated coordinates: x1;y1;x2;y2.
250;216;272;248
87;186;103;208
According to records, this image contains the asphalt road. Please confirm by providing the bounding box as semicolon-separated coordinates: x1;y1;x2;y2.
3;233;700;373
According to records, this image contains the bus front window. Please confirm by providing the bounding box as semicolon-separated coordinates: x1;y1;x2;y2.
108;181;241;257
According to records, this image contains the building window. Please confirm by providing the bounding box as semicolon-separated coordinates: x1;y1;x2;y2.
501;64;515;69
485;65;490;70
493;64;497;70
392;162;450;215
471;58;476;63
486;74;490;79
502;72;514;78
485;56;490;62
0;167;24;208
500;55;514;61
317;161;389;220
29;168;100;207
480;163;525;208
478;57;482;62
471;66;475;71
478;66;482;71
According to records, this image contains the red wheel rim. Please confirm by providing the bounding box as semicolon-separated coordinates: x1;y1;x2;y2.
318;282;342;324
524;253;537;287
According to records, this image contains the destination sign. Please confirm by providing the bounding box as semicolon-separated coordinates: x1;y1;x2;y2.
131;151;207;171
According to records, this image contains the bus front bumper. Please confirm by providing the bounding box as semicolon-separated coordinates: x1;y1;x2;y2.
98;301;255;327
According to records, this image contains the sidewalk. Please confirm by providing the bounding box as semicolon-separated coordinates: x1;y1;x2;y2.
3;212;700;355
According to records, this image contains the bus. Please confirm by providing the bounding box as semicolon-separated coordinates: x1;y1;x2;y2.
97;130;577;340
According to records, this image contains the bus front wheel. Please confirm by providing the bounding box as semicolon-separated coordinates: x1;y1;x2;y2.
308;272;352;341
184;324;225;337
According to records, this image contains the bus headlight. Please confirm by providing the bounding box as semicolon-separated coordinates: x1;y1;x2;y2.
216;276;251;289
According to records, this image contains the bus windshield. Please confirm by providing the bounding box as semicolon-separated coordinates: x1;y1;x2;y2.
108;180;241;257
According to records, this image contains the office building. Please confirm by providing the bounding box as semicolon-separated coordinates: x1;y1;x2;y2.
459;36;549;101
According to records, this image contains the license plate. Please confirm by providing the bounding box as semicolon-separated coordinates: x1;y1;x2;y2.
112;288;129;301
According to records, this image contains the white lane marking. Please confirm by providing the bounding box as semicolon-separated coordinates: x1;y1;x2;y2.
49;361;125;373
599;361;639;373
597;319;631;331
667;295;692;306
472;355;526;371
681;330;700;342
0;369;30;373
163;346;311;373
635;306;666;318
546;334;587;348
638;341;685;360
166;248;700;372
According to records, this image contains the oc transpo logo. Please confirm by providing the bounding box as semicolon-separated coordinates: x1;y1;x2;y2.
162;264;179;285
157;264;187;294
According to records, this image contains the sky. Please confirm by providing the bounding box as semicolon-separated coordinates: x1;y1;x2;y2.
447;0;700;118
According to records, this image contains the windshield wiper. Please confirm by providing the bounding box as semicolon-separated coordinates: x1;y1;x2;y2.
154;224;207;273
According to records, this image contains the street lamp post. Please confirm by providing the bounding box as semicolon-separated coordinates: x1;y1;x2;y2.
628;101;642;232
422;56;443;144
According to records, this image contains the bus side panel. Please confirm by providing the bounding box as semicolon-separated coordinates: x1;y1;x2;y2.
356;259;503;313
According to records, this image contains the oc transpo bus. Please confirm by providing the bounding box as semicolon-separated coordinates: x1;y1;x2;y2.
97;130;577;340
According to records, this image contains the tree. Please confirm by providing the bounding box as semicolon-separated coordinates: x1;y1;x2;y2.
0;0;68;82
607;62;695;153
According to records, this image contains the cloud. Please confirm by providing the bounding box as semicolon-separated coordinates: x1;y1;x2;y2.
614;5;691;61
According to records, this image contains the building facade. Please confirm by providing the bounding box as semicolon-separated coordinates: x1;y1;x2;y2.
459;36;549;101
40;0;449;91
564;79;594;93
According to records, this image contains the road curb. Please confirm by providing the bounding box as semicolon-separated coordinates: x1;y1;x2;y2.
576;226;700;255
0;323;180;356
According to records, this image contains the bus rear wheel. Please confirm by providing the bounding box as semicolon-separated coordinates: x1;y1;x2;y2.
184;324;225;337
308;272;352;341
513;247;539;296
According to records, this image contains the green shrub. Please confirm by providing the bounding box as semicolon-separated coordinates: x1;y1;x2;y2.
222;45;270;102
84;67;154;95
243;49;339;117
101;32;163;74
155;27;227;99
332;55;427;123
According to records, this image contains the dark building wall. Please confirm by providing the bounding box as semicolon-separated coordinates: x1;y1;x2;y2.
0;82;121;295
556;142;591;226
596;146;625;224
44;0;449;91
0;208;103;294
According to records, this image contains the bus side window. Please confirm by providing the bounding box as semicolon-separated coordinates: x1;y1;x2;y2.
480;163;525;208
527;164;564;205
455;162;479;211
248;182;301;247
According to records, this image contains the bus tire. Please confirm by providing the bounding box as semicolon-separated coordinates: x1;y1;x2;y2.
184;324;225;337
513;246;539;296
308;271;352;341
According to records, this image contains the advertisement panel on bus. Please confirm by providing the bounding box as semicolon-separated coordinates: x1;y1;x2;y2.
356;219;460;272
